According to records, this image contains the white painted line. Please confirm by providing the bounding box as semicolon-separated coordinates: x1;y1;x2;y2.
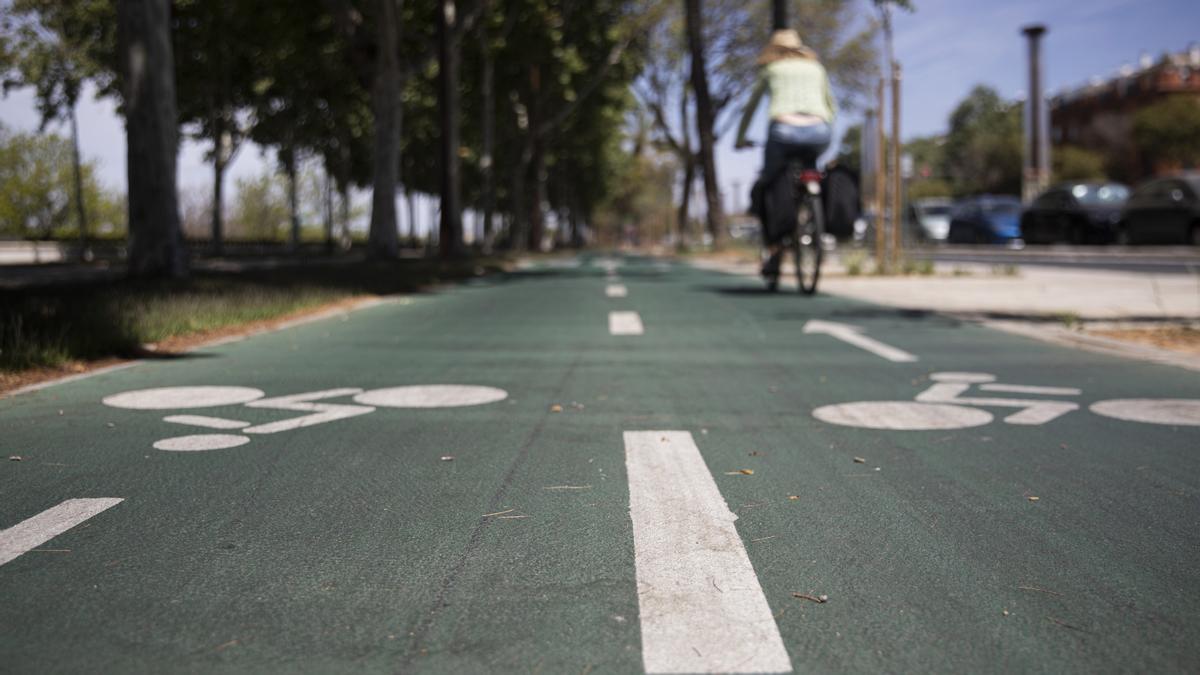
624;431;792;674
103;386;265;410
164;414;250;429
813;401;993;430
154;434;252;451
243;388;374;434
803;320;917;363
354;384;508;408
0;498;123;567
606;284;628;298
916;382;1079;425
979;383;1082;396
1090;399;1200;426
609;311;644;336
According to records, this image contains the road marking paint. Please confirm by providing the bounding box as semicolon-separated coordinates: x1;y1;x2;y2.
930;372;996;383
624;431;792;674
980;383;1082;396
814;401;993;430
606;284;628;298
916;383;1079;425
609;311;644;336
1090;399;1200;426
1;498;123;567
154;434;252;451
103;386;265;410
803;320;917;363
164;415;250;429
243;388;374;434
353;385;509;408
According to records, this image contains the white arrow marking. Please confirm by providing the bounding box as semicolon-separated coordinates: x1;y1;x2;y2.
803;320;918;363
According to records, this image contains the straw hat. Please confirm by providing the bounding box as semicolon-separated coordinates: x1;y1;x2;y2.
758;29;818;65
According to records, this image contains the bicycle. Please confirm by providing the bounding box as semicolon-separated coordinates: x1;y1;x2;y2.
741;142;825;295
811;371;1200;430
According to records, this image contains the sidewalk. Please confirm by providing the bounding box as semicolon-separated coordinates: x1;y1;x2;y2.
690;253;1200;371
822;263;1200;321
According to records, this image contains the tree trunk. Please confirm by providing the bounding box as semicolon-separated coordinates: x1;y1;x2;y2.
677;155;695;250
118;0;185;278
286;150;300;251
684;0;724;249
525;65;544;251
68;104;90;260
323;165;334;254
480;12;496;243
437;0;462;258
509;149;527;250
406;185;417;244
339;181;351;248
210;93;226;256
368;0;401;259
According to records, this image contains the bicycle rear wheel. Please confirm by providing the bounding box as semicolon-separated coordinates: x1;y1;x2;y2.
794;194;824;295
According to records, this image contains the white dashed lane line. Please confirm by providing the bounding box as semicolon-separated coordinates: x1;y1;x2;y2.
606;284;628;298
0;498;124;567
608;311;644;336
624;431;792;674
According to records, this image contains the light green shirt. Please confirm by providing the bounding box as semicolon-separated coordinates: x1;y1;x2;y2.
736;59;836;145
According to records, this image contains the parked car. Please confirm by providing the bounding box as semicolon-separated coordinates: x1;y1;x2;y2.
1021;182;1129;244
947;195;1023;245
908;197;953;242
1118;174;1200;245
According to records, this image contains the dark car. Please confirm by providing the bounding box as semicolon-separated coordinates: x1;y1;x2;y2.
1118;174;1200;245
947;195;1023;245
1021;182;1129;244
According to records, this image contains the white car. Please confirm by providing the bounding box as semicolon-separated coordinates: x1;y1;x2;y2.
909;198;953;242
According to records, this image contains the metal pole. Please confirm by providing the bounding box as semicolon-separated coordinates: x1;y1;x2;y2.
875;78;886;271
772;0;787;31
891;61;902;267
1021;25;1048;203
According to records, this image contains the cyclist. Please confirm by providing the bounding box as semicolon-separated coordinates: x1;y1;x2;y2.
734;29;836;281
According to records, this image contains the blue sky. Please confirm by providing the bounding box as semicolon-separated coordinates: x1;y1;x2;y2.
720;0;1200;211
1;0;1197;227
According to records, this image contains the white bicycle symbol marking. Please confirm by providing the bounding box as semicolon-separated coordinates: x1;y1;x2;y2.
102;384;509;451
813;372;1200;430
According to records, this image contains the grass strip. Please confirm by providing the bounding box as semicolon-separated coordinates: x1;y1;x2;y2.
0;256;506;373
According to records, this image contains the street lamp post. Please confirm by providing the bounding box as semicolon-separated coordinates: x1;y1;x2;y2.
1022;25;1050;203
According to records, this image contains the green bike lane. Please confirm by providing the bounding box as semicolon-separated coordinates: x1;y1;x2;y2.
2;256;1198;673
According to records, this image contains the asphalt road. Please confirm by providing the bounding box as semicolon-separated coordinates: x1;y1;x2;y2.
2;255;1199;673
914;245;1200;274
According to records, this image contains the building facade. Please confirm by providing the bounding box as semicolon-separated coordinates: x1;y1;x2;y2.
1050;44;1200;182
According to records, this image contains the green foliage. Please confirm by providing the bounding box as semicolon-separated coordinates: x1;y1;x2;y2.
943;85;1022;196
907;178;952;200
1053;145;1106;182
1133;96;1200;171
594;148;679;244
228;171;290;241
0;0;115;125
0;124;123;237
